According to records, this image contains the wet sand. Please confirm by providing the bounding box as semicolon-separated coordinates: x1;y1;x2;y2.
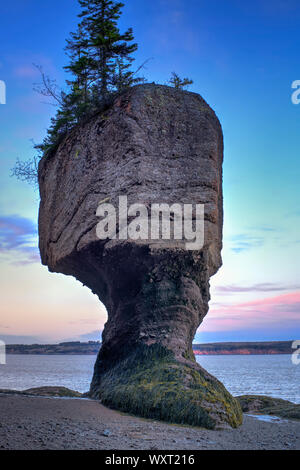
0;394;299;450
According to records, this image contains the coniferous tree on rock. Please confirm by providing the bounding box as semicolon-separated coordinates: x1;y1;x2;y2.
12;0;142;173
65;0;140;107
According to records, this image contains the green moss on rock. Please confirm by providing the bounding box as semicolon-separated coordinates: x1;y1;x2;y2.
24;386;82;397
92;344;242;429
238;395;300;421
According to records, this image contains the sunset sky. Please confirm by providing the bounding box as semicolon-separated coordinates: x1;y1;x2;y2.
0;0;299;344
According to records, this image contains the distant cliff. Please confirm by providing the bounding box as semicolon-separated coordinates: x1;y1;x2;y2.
193;341;294;355
6;341;100;355
5;340;294;355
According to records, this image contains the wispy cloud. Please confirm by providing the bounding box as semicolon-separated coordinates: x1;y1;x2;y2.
14;65;39;79
0;214;39;265
7;53;59;78
203;291;300;333
227;233;264;253
0;334;45;345
215;283;300;294
249;226;278;232
66;330;102;343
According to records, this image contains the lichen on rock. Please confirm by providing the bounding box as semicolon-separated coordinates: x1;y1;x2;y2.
38;84;243;429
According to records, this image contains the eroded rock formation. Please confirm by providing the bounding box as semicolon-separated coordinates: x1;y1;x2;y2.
38;84;242;429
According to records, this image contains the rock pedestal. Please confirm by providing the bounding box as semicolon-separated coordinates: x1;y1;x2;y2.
38;84;242;429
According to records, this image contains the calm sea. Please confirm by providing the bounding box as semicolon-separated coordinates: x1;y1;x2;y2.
0;354;299;403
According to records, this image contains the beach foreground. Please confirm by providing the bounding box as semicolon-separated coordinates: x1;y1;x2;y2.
0;394;299;450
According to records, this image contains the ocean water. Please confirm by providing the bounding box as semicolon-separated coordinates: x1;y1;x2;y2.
0;355;96;394
196;355;300;404
0;354;299;403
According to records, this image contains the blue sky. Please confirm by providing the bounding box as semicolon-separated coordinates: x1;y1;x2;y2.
0;0;299;343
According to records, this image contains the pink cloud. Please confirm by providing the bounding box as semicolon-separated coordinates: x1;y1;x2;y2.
201;291;300;332
14;65;39;79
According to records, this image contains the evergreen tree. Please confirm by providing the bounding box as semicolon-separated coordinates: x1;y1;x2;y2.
64;24;92;112
169;72;193;90
65;0;139;105
12;2;195;188
12;0;143;184
43;0;141;151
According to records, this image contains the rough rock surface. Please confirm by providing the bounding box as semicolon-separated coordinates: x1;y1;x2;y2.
0;387;82;398
38;84;242;429
238;395;300;421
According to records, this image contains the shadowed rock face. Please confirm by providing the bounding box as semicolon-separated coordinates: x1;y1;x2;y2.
38;84;242;429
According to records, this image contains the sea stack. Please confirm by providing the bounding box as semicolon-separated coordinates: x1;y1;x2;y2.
38;84;242;429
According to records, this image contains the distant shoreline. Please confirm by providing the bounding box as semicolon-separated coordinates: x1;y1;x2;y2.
4;340;294;356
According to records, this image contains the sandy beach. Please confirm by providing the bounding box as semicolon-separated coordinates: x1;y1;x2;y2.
0;394;299;450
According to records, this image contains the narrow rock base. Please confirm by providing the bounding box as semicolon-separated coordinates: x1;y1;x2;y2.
90;344;243;429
